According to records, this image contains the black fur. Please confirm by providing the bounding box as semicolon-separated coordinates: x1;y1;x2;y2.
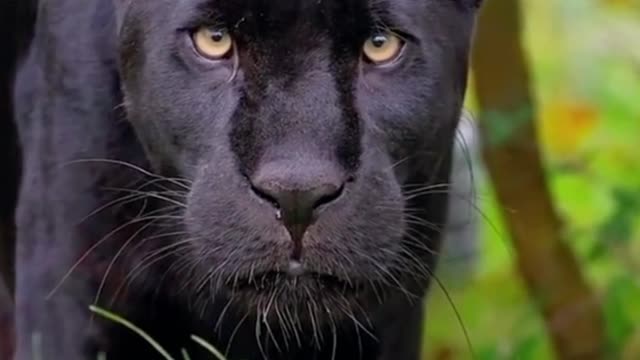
2;0;481;359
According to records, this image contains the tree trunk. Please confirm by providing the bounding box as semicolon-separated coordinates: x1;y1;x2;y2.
470;0;605;358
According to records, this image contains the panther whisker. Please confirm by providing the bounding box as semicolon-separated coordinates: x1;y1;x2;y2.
215;295;236;334
110;236;197;304
78;192;150;225
93;217;167;306
273;300;291;350
385;155;413;172
305;290;322;350
254;306;268;360
286;301;304;348
402;228;442;256
98;187;187;208
328;305;338;360
349;307;364;360
225;311;249;356
262;289;283;355
46;208;181;299
60;158;193;190
338;294;377;347
428;267;477;359
401;182;453;195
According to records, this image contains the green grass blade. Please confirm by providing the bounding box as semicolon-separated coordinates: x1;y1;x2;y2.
191;335;228;360
181;348;192;360
89;305;176;360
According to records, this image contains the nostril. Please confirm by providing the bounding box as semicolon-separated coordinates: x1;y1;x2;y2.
311;183;345;210
250;183;281;209
250;181;345;212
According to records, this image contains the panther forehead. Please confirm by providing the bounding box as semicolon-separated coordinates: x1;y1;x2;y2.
123;0;432;38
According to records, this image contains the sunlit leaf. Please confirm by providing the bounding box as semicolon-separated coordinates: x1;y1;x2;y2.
539;99;599;159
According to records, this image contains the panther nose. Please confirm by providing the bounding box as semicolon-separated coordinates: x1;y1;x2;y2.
258;183;343;221
251;181;344;238
250;161;346;254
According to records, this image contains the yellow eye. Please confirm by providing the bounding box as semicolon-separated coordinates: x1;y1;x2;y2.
192;27;234;60
362;32;404;65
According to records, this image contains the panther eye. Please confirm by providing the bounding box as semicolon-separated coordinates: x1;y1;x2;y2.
192;27;234;60
362;32;404;65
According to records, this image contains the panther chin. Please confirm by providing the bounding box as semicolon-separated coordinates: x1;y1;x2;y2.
217;260;371;324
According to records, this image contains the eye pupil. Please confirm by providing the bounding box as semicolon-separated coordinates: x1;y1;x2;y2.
371;35;387;48
210;30;225;42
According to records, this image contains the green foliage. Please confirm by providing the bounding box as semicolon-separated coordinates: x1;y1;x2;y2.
603;275;640;356
424;0;640;358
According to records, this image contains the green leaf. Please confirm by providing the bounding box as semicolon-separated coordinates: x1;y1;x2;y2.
603;275;640;354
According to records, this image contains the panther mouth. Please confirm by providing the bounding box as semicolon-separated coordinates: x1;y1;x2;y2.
222;267;367;325
228;265;358;294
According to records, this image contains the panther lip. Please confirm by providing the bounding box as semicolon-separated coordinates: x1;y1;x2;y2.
231;267;352;291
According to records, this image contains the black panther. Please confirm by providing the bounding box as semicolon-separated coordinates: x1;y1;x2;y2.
0;0;482;359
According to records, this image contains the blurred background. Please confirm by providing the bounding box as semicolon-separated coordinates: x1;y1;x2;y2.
425;0;640;359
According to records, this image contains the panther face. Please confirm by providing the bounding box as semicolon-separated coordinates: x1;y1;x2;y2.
115;0;478;325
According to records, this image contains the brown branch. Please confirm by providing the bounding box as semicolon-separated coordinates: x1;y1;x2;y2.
470;0;605;358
